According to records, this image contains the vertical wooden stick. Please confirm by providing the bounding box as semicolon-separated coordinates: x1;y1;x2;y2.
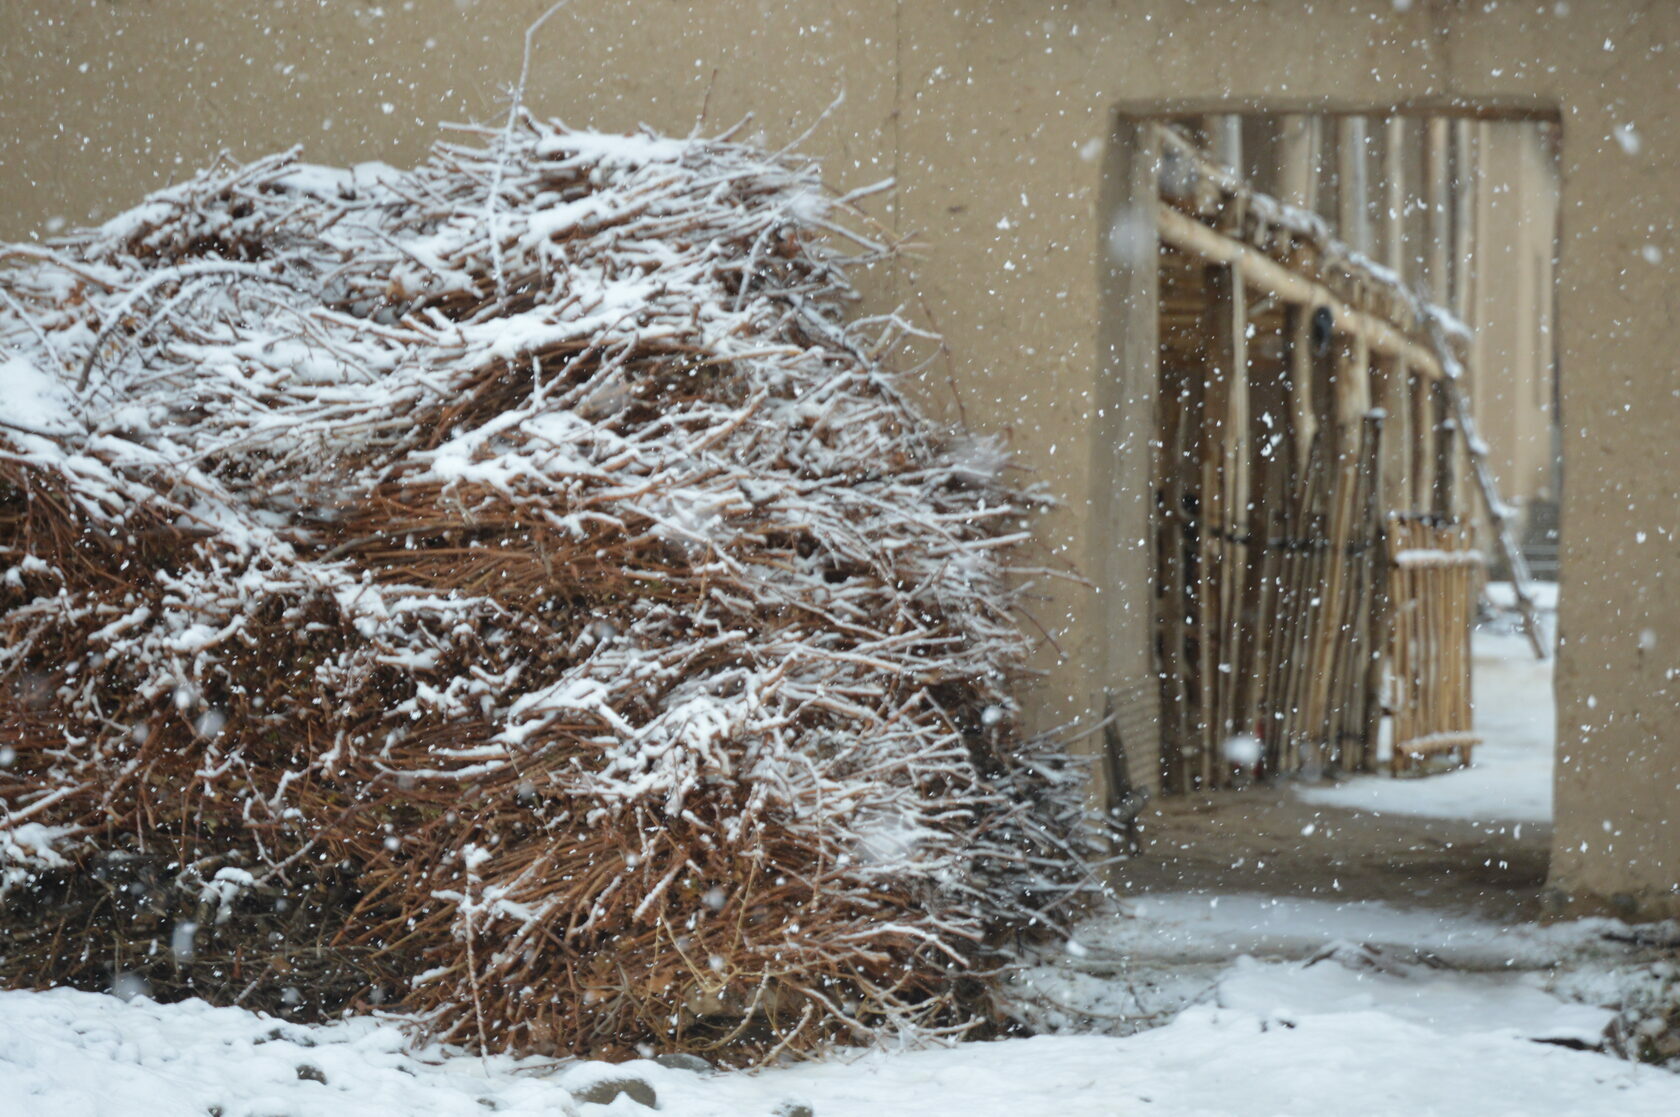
1355;412;1388;773
1156;287;1192;793
1200;262;1246;787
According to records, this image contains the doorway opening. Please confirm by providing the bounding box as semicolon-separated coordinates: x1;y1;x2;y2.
1112;109;1562;918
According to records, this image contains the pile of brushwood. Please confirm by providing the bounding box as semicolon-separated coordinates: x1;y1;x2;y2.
0;115;1101;1062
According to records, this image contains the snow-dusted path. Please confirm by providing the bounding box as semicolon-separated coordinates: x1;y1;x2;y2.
4;960;1679;1117
1078;892;1625;969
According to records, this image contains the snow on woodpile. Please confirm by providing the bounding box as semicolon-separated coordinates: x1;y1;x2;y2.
0;117;1099;1062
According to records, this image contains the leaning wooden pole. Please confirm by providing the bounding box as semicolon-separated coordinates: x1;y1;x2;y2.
1156;334;1194;793
1276;436;1325;778
1425;316;1548;659
1200;262;1247;787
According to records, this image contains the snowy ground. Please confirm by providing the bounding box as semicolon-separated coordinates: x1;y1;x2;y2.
8;583;1679;1115
5;947;1679;1117
1073;892;1624;969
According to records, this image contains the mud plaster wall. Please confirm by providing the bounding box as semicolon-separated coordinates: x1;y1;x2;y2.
2;0;1675;918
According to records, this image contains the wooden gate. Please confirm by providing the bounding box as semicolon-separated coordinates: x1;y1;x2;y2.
1385;518;1480;773
1154;248;1390;792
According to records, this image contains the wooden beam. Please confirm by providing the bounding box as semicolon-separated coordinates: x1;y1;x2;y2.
1199;262;1247;787
1108;97;1559;123
1156;204;1445;379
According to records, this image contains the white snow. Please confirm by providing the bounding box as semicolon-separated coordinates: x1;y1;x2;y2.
1215;954;1613;1043
1073;892;1628;970
0;822;75;895
5;952;1680;1117
1484;580;1560;612
0;354;78;435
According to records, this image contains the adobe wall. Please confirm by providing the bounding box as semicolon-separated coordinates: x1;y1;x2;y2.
3;0;1675;918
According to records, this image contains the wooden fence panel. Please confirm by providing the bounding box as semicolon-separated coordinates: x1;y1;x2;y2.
1386;519;1480;773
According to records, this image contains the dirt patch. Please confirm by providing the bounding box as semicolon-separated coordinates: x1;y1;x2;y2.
1117;784;1550;925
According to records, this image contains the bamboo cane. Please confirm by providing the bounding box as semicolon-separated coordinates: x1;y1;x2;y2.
1321;428;1372;770
1157;348;1192;793
1347;412;1387;772
1216;312;1252;781
1281;435;1329;775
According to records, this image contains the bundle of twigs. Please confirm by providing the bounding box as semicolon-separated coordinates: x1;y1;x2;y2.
0;117;1099;1061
